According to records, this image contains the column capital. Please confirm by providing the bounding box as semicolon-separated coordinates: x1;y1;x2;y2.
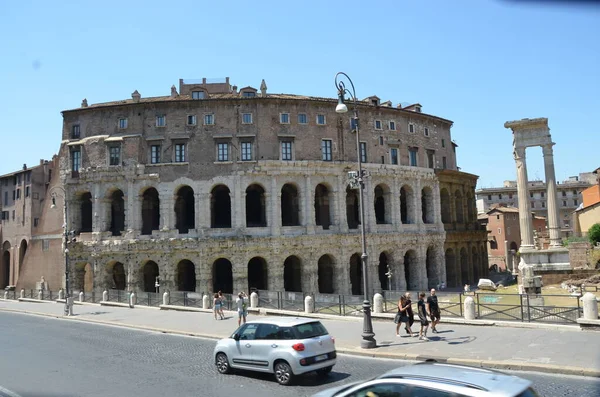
542;143;555;157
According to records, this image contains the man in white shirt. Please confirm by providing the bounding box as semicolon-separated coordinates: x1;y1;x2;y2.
236;292;248;326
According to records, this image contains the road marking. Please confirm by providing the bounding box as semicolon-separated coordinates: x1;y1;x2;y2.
0;385;22;397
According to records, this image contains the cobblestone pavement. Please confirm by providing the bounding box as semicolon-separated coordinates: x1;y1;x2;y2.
0;312;599;397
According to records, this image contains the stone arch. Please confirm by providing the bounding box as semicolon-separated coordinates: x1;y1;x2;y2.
421;186;434;224
404;250;419;290
460;247;469;286
18;239;27;268
177;259;196;292
281;183;300;226
211;185;232;228
471;246;479;284
141;187;160;235
141;260;159;292
212;258;233;293
440;188;451;224
314;183;332;230
1;242;10;288
378;252;390;291
426;246;438;289
248;256;268;291
109;189;125;236
175;185;195;234
466;191;475;223
107;261;126;290
79;191;93;233
349;253;363;295
445;248;457;288
510;241;518;251
246;183;267;227
400;184;415;224
455;190;464;224
374;184;391;225
283;255;302;292
346;186;360;229
317;254;335;294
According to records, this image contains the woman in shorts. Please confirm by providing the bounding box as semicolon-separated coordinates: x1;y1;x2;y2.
213;293;224;320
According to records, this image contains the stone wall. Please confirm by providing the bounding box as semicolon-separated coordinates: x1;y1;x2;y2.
569;241;592;269
536;269;599;286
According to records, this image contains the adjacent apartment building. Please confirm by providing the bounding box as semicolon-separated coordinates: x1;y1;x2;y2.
573;167;600;237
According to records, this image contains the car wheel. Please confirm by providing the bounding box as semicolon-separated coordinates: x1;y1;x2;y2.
215;352;231;374
316;366;333;377
274;360;294;385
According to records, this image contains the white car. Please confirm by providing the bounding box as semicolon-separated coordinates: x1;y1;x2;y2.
213;317;337;385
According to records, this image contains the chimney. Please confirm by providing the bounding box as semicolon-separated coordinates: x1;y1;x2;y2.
232;85;238;93
132;90;141;103
260;79;267;97
23;164;27;170
170;85;178;98
81;98;88;108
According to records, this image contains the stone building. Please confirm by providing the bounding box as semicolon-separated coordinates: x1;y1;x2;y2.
55;77;485;295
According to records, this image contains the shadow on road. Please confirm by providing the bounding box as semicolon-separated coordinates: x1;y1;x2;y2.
227;368;350;387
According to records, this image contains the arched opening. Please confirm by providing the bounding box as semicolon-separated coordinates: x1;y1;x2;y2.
84;263;93;292
440;188;451;224
349;253;363;295
510;241;518;251
141;188;160;235
471;247;479;284
400;185;415;224
378;252;389;291
283;256;302;292
142;261;159;292
281;184;300;226
445;249;456;288
248;257;268;291
426;246;437;289
110;262;126;290
212;258;233;293
466;192;474;223
314;184;331;230
455;191;464;224
175;186;195;234
404;250;418;290
490;264;499;272
374;184;391;224
346;186;360;230
110;189;125;236
317;255;334;293
18;239;27;267
246;184;267;227
79;192;93;233
460;247;469;286
421;186;434;224
1;242;11;288
177;260;196;292
211;185;231;228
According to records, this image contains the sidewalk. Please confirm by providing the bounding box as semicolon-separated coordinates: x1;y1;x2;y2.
1;298;599;377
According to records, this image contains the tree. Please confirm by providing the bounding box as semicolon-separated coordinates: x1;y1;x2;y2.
588;223;600;246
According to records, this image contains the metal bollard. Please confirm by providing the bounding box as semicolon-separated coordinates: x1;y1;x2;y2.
373;293;383;314
250;292;259;308
304;295;314;313
202;294;210;309
129;292;136;308
38;289;43;300
58;289;64;300
102;290;108;301
3;291;7;300
79;291;84;302
163;291;169;305
464;296;476;320
20;289;25;299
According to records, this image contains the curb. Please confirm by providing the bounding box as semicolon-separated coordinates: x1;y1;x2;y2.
1;306;598;378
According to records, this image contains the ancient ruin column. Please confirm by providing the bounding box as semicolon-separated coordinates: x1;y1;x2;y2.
338;174;349;233
514;146;534;249
542;143;562;247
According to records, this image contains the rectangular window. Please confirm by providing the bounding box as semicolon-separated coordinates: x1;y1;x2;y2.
25;172;31;184
563;200;567;207
71;149;81;172
409;148;418;166
562;191;566;197
16;175;21;185
217;142;229;162
12;210;15;220
280;113;290;124
531;201;535;208
25;186;30;198
1;211;8;221
389;121;396;131
316;114;326;125
499;194;503;199
488;195;492;200
426;149;434;168
109;146;121;166
192;91;205;99
42;239;49;251
175;144;186;163
442;156;447;169
374;120;382;130
424;127;430;137
241;142;253;161
150;145;161;164
281;141;293;161
321;139;332;161
508;193;513;199
16;189;20;200
242;91;256;98
380;155;385;164
574;199;578;206
156;115;166;127
441;139;446;148
573;190;577;195
204;114;214;125
242;113;253;124
118;118;127;129
409;124;414;133
71;125;80;139
350;117;358;131
542;201;546;208
12;190;15;200
360;142;367;163
391;148;398;165
298;113;307;124
541;191;545;198
34;218;39;227
379;136;384;145
530;192;534;198
187;115;197;126
3;191;7;205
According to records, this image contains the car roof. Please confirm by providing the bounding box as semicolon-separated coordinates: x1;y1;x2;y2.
246;317;323;327
378;362;532;395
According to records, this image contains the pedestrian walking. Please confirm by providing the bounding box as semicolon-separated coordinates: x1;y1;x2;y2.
427;288;441;333
236;292;248;326
417;292;430;341
394;294;415;337
213;293;224;320
218;290;225;319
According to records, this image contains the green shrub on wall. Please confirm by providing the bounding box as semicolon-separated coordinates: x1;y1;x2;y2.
589;223;600;246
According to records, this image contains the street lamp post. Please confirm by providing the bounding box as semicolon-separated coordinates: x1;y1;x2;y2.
50;186;73;316
335;72;376;349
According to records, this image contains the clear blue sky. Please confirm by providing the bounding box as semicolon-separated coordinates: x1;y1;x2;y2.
1;0;598;187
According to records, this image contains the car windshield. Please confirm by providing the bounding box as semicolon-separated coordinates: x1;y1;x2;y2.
292;321;328;339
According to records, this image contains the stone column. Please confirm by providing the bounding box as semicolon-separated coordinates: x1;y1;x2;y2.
270;177;281;236
542;143;562;247
92;185;102;232
338;175;349;233
514;146;534;249
364;177;375;233
234;176;243;229
126;181;135;232
305;175;315;233
391;179;401;230
415;178;423;226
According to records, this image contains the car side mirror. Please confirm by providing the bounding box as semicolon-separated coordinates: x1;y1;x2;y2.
233;333;240;341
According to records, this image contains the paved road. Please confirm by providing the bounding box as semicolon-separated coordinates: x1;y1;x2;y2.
0;312;598;397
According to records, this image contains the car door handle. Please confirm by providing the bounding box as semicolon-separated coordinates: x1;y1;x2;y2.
271;344;278;348
245;344;251;348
